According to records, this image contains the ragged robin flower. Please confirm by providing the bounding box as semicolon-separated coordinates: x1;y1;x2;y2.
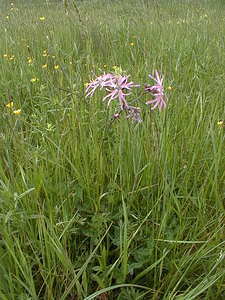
85;73;113;98
103;74;139;110
145;70;167;112
127;106;142;123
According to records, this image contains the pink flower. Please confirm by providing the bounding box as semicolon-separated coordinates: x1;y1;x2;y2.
127;106;142;123
85;73;114;98
103;74;138;110
145;70;167;112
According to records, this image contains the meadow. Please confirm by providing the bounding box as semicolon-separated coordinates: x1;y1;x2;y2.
0;0;225;299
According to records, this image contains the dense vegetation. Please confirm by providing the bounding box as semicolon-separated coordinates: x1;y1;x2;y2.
0;0;225;299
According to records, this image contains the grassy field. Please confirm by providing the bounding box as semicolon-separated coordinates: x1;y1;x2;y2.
0;0;225;299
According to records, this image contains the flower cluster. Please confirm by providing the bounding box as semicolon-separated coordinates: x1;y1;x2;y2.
85;69;167;123
145;70;166;112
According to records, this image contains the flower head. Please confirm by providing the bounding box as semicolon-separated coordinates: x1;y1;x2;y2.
127;106;142;123
103;74;138;110
13;109;21;115
85;73;114;98
145;70;167;112
6;101;13;108
40;17;45;21
54;64;59;70
218;120;223;127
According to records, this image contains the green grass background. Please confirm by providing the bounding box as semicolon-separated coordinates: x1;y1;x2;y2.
0;0;225;299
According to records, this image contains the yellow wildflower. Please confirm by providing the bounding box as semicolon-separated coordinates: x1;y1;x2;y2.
6;101;13;108
42;50;47;57
3;54;7;58
40;17;45;21
54;65;59;70
84;83;89;87
27;57;33;65
133;35;136;39
104;64;107;68
11;7;14;11
69;61;72;65
113;65;122;74
9;55;14;61
30;78;37;83
130;42;134;46
168;86;172;90
42;63;47;69
218;120;223;127
11;2;14;5
52;55;55;59
6;15;9;20
13;109;21;115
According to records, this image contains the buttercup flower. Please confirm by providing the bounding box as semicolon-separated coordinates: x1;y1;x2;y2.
6;101;13;108
27;57;34;65
3;54;7;58
13;109;21;115
40;17;45;21
54;65;59;70
145;70;167;112
42;50;47;57
218;120;223;127
30;78;37;83
42;63;47;69
9;55;14;61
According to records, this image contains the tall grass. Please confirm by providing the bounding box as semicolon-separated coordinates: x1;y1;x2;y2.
0;0;225;299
